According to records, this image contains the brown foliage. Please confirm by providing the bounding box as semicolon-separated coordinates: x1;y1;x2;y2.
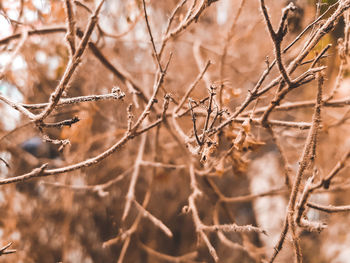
1;0;350;262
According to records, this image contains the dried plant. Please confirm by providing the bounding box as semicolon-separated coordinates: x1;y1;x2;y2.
1;0;350;262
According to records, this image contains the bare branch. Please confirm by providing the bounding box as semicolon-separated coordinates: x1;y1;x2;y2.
35;0;106;122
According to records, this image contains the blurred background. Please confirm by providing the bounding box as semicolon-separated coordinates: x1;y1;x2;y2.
0;0;350;262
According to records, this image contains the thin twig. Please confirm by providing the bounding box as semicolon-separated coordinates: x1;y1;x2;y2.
35;0;106;122
0;27;66;46
41;116;80;128
132;199;173;238
174;60;211;114
0;28;28;80
142;0;163;71
0;163;48;185
0;94;36;120
139;242;198;263
158;0;188;58
188;162;218;262
0;242;16;256
64;0;76;56
21;90;125;110
270;73;324;263
307;202;350;213
189;99;202;146
122;132;147;221
260;0;295;86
